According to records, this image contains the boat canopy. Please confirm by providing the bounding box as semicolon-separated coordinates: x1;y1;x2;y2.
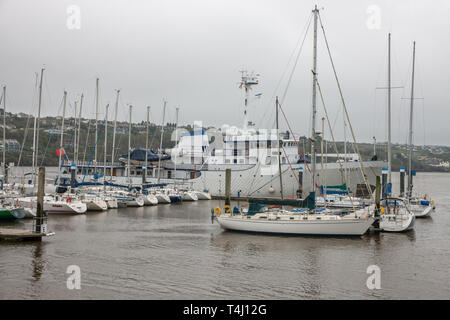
247;192;316;215
119;148;171;163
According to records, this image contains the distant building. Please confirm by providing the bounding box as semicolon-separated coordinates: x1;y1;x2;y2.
0;139;21;152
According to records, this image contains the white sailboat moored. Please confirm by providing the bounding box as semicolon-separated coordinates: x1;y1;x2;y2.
379;198;415;232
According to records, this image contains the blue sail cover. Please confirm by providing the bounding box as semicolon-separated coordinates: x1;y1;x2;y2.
119;148;171;163
383;182;392;195
319;186;348;195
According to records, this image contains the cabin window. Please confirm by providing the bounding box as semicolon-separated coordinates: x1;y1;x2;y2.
267;140;271;149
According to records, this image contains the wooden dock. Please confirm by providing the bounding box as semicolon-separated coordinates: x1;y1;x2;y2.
0;228;53;242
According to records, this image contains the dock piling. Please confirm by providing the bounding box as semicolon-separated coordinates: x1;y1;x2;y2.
225;168;231;206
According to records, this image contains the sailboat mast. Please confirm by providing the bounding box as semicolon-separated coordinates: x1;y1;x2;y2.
276;97;284;199
73;101;77;165
387;33;392;184
2;86;6;183
321;117;325;200
157;101;166;184
103;104;109;189
174;107;179;188
145;106;150;184
35;68;44;169
58;91;67;184
110;90;119;183
128;105;132;187
76;94;83;165
311;5;319;196
407;41;416;198
94;78;100;173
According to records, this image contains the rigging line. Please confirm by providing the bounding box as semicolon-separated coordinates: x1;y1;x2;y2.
316;79;354;209
278;101;323;194
39;94;64;166
318;12;374;202
280;13;313;105
17;112;33;166
278;102;311;174
82;117;91;164
17;78;38;166
257;12;313;128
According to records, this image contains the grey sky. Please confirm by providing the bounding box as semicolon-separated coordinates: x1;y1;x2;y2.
1;0;449;145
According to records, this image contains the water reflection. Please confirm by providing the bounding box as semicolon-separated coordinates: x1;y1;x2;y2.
31;242;44;281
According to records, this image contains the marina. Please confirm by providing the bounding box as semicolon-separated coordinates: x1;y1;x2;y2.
0;0;449;302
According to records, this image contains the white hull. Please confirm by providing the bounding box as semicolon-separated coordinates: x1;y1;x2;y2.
155;194;171;204
16;196;87;214
105;198;118;209
143;194;158;205
125;197;145;207
181;191;198;201
217;215;374;236
55;160;384;199
83;199;108;211
380;214;415;232
193;191;211;200
410;204;434;217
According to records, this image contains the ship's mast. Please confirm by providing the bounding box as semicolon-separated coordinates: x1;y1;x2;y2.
35;68;44;171
76;94;84;165
174;107;179;188
103;104;109;190
276;97;283;199
2;86;6;184
58;91;67;185
311;5;319;196
407;41;416;198
157;101;166;184
110;90;119;183
94;78;99;173
387;33;392;184
145;106;150;185
73;101;77;165
239;71;259;130
127;105;132;187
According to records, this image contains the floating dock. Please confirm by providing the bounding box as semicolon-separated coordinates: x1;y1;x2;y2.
0;228;53;242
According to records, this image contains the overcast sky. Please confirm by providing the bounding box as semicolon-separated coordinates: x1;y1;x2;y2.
1;0;449;145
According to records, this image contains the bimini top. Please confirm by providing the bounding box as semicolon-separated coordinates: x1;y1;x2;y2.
119;148;171;163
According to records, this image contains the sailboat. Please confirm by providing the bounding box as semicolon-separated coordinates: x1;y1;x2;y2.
379;34;415;232
379;197;415;232
403;42;435;218
216;7;375;236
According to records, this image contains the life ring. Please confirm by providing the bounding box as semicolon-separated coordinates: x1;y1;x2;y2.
214;207;222;216
66;197;72;203
224;205;231;214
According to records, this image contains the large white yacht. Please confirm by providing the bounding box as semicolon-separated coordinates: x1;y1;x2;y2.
58;71;384;198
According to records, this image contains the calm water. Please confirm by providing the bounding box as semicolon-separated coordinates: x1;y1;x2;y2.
1;172;449;299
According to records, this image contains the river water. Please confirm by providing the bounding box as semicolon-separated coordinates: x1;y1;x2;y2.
0;172;449;299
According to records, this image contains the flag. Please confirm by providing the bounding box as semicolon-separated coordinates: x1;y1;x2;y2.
56;148;66;157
